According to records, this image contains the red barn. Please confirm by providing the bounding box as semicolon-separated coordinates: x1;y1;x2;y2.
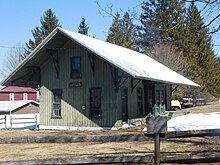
0;86;38;101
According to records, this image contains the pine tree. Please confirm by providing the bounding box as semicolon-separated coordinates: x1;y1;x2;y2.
78;17;89;35
106;12;137;50
218;56;220;67
138;0;185;50
106;12;122;45
183;2;220;97
26;9;61;54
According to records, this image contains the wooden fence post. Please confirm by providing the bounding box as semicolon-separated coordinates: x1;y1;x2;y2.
146;116;167;165
154;133;160;165
35;115;38;130
10;115;12;130
4;115;6;130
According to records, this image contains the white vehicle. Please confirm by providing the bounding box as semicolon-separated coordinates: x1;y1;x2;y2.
171;100;182;110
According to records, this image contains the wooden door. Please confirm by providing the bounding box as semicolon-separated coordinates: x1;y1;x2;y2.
121;87;128;122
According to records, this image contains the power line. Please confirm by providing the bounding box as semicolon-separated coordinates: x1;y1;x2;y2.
0;46;24;49
0;46;77;50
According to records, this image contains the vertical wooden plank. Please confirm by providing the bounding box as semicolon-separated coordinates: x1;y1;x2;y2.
154;133;160;165
35;115;38;130
10;116;12;130
4;115;6;130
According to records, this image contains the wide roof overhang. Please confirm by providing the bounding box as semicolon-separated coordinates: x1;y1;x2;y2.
2;27;200;87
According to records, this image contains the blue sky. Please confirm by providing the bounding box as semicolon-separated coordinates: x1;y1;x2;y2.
0;0;141;59
0;0;219;78
0;0;142;80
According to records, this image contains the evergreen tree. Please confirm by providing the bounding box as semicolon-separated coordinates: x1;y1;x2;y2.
183;2;220;97
26;9;61;54
106;12;137;50
138;0;185;50
78;17;89;35
217;56;220;67
138;0;220;97
106;12;122;45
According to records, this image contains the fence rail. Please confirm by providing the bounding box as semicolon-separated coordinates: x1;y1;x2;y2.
145;129;220;165
0;116;6;129
10;115;38;130
0;114;38;130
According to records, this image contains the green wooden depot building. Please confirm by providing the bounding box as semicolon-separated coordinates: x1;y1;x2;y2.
2;28;199;130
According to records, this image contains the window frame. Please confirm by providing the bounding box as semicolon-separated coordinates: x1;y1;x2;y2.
89;87;102;118
137;87;144;117
51;89;62;119
9;93;14;101
70;56;81;79
23;93;28;100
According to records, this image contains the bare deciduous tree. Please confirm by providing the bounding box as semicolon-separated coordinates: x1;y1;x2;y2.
145;42;187;76
145;42;199;97
0;42;26;78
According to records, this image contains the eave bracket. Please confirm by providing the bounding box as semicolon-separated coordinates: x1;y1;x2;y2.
108;65;129;93
87;50;95;77
46;48;59;79
131;78;142;93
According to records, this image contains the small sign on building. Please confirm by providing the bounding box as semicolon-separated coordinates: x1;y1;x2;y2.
69;82;82;88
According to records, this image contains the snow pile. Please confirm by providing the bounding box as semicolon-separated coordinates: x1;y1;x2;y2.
168;112;220;132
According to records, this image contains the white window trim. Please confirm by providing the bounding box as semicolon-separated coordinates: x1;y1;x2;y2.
9;93;14;101
23;93;28;100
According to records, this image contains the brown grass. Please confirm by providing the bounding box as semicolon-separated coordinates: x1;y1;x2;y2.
0;102;219;162
181;101;220;113
0;136;219;162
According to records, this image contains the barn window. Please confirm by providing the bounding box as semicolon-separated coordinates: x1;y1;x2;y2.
90;88;102;117
23;93;28;100
137;88;144;116
70;56;81;78
52;89;62;118
9;93;14;101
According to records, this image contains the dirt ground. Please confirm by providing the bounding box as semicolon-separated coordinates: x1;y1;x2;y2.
0;102;219;163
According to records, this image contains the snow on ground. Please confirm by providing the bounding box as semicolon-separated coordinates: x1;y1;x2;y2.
1;111;220;132
168;112;220;132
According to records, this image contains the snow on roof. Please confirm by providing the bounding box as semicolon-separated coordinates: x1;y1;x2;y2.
0;86;36;92
0;86;5;90
0;100;39;112
59;28;199;86
168;112;220;131
2;27;199;87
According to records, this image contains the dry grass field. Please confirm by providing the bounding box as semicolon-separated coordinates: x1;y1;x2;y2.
0;102;219;163
179;101;220;114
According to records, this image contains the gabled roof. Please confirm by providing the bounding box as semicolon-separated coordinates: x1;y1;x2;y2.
2;27;199;87
0;86;36;93
0;100;39;112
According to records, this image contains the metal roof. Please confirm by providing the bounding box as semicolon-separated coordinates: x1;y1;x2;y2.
0;86;36;93
2;27;199;87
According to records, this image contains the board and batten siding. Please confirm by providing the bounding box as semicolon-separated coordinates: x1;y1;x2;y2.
40;40;130;128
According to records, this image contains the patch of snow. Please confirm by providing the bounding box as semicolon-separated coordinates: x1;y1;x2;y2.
143;127;147;132
118;123;135;130
168;112;220;132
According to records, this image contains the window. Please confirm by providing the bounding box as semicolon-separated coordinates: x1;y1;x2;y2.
23;93;28;100
52;89;62;118
137;88;143;116
70;56;81;78
9;93;14;101
90;88;101;117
